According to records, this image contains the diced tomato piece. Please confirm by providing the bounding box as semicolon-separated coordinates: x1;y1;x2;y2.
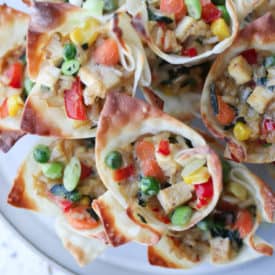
135;140;166;182
65;206;99;230
5;62;24;89
93;38;120;66
241;49;257;65
157;140;170;156
201;3;222;23
160;0;187;21
182;47;198;57
195;177;213;208
64;77;87;121
80;162;92;180
216;96;235;125
263;118;275;133
234;209;254;238
0;98;9;119
113;164;135;181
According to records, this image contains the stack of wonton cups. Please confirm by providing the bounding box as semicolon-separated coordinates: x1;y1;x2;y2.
2;0;275;268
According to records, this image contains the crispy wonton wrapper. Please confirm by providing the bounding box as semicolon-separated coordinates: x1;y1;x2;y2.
0;5;28;152
96;91;222;235
201;13;275;163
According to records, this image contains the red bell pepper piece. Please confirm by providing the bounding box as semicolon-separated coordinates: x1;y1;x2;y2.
80;162;92;180
241;49;257;65
47;192;73;212
195;177;213;208
64;77;87;121
263;118;275;133
0;98;9;119
157;140;170;156
182;47;198;57
234;209;254;238
113;164;135;181
5;62;24;89
201;3;222;23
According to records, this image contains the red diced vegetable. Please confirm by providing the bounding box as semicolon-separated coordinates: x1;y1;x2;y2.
241;49;257;65
157;140;170;156
5;62;24;89
160;0;187;21
195;177;213;208
64;77;87;121
0;98;9;119
201;3;222;23
263;118;275;133
182;47;198;57
113;164;135;181
80;162;92;180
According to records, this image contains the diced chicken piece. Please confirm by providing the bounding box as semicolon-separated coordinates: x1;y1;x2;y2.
157;183;192;213
163;30;181;53
210;237;231;264
228;55;252;85
45;34;64;66
152;24;165;49
36;63;61;89
175;17;211;43
247;86;274;114
79;66;106;106
97;65;122;89
155;151;179;179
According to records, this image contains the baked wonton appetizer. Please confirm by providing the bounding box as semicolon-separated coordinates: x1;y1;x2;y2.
0;5;29;152
21;2;150;138
142;49;211;121
148;155;275;269
126;0;238;65
96;91;222;235
201;13;275;163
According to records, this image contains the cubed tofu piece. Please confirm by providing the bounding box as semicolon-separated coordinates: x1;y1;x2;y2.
175;16;196;42
247;86;273;114
228;55;252;85
97;66;122;89
210;237;231;264
36;63;61;89
157;183;192;213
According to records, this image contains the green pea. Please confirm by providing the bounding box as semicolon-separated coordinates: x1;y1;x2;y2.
170;206;193;226
103;0;118;12
33;144;51;163
221;159;231;183
217;5;230;24
41;162;64;179
61;59;80;75
24;77;35;96
185;0;202;20
66;191;82;202
139;176;160;196
63;157;81;192
63;43;77;60
263;55;275;68
105;151;123;169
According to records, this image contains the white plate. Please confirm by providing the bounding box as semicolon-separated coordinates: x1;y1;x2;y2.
1;0;275;274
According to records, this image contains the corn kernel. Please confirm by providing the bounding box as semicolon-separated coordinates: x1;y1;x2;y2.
210;18;230;41
72;120;89;129
7;95;24;117
233;122;251;141
79;196;91;207
183;166;210;185
161;85;174;96
69;18;100;46
227;182;248;201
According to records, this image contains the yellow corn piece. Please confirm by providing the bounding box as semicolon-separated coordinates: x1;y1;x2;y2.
227;181;248;201
72;120;90;129
70;18;100;46
7;95;24;117
79;196;91;207
233;122;251;141
160;85;174;96
183;166;210;185
210;18;230;41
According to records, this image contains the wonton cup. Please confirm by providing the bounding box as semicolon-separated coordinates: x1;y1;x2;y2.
21;2;150;138
148;136;275;269
201;13;275;163
96;91;222;236
126;0;238;65
0;5;29;152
